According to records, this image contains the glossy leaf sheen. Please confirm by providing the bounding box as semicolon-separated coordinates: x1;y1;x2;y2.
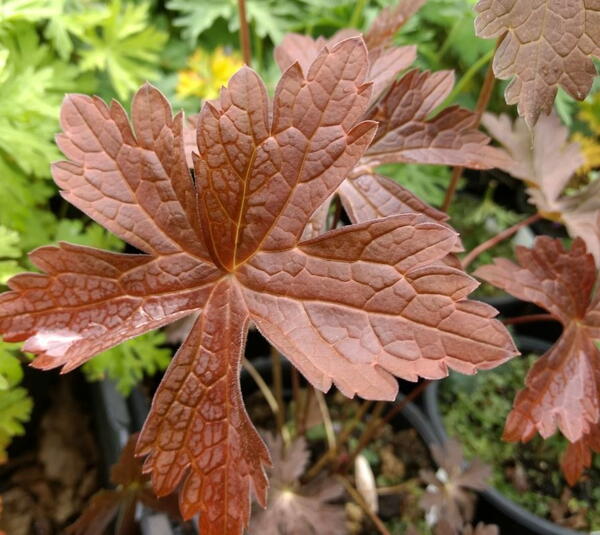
475;238;600;466
475;0;600;126
0;37;516;534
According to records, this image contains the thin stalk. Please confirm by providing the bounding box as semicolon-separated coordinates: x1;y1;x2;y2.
461;213;541;270
303;399;374;483
441;37;502;213
349;0;368;28
377;479;420;495
503;313;558;326
441;166;464;214
440;47;495;110
291;368;301;436
437;14;467;62
243;358;279;415
338;476;392;535
343;402;386;468
315;390;336;450
345;380;432;469
270;347;286;438
237;0;252;66
299;385;314;437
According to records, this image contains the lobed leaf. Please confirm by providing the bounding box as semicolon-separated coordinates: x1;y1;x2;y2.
238;214;515;399
275;14;512;241
0;37;517;534
475;0;600;126
0;242;218;372
362;70;512;170
137;279;270;532
475;238;600;474
560;426;600;486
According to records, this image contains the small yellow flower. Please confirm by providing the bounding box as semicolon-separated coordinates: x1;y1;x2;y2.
579;92;600;136
176;47;243;101
573;92;600;174
573;133;600;174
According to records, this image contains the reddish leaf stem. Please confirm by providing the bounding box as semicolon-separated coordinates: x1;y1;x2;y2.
461;213;541;270
237;0;252;66
441;37;502;212
502;313;558;326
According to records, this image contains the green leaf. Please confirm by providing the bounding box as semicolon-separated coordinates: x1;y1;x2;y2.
167;0;233;45
82;331;172;395
167;0;297;45
0;226;20;259
53;219;125;252
377;163;455;206
0;0;59;33
77;0;168;99
43;0;109;60
0;341;32;461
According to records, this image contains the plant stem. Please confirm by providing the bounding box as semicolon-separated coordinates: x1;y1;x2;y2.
338;476;392;535
315;390;336;450
376;479;420;495
441;166;464;213
502;313;558;326
345;380;432;469
461;213;541;270
303;399;374;483
349;0;368;28
243;358;279;415
237;0;252;66
440;47;495;110
299;385;314;437
441;38;501;213
270;347;286;439
343;401;386;468
291;368;301;436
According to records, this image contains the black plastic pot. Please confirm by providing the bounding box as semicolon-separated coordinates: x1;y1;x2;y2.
479;294;525;319
423;337;582;535
92;378;182;534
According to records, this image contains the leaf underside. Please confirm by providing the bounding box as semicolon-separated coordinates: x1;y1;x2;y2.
0;37;516;533
475;237;600;482
475;0;600;126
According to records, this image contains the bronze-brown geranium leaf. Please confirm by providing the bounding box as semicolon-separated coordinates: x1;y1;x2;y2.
475;237;600;483
0;37;516;535
275;12;512;239
475;0;600;126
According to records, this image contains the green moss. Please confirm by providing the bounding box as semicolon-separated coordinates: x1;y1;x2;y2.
440;355;600;530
